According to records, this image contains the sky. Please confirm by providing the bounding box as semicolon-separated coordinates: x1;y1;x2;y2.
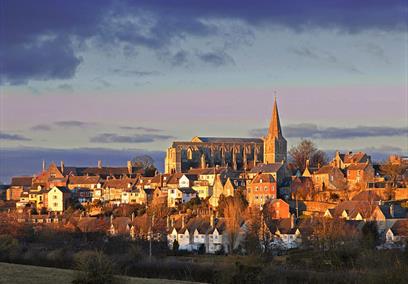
0;0;407;182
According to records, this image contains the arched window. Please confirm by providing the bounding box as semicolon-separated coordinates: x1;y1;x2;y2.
187;148;193;160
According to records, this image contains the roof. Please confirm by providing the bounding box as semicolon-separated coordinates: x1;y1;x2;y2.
267;218;298;235
351;190;381;201
332;201;379;219
166;173;184;185
187;167;228;175
251;173;275;184
390;220;408;236
103;178;137;189
111;217;131;234
179;187;197;194
266;97;283;139
51;186;70;193
379;204;407;219
249;163;283;173
11;176;33;187
315;165;336;175
68;175;100;185
347;163;370;171
191;136;263;143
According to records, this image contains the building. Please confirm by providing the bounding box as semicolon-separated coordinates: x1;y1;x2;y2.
164;98;287;173
7;176;32;201
346;162;375;188
247;173;277;206
47;186;70;212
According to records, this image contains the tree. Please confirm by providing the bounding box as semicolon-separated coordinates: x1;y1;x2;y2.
172;239;179;251
361;221;379;249
380;160;404;188
289;139;327;172
132;155;154;168
222;196;247;253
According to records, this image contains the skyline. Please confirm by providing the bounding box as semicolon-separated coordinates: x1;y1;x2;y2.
1;1;407;181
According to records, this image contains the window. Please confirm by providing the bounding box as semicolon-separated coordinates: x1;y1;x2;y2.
53;195;58;199
53;202;58;207
264;186;268;191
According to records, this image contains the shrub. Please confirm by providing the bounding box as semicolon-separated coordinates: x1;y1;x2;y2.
73;250;115;284
0;234;19;260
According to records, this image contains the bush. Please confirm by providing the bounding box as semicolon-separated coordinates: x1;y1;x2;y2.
73;250;115;284
0;234;19;260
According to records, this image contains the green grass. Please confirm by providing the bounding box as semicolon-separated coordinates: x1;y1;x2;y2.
0;262;202;284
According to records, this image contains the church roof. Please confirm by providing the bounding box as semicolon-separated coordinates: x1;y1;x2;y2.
267;97;283;138
191;136;262;143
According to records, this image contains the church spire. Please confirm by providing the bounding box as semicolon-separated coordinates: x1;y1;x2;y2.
267;96;282;138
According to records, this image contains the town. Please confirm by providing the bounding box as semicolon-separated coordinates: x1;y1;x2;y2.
1;99;407;260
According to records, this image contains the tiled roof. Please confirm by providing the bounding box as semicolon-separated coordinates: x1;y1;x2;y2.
103;178;137;189
351;191;381;201
347;163;370;171
68;176;100;185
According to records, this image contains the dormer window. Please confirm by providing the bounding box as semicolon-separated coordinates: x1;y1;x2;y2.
260;179;263;183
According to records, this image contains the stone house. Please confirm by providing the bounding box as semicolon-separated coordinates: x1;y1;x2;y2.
47;186;70;212
247;173;277;207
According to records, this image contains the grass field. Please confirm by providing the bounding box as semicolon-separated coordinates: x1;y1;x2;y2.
0;262;202;284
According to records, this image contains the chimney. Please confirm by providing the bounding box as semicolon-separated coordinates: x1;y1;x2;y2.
166;215;170;230
42;160;46;172
390;204;394;218
305;159;310;169
110;214;113;225
171;218;174;228
127;160;132;174
60;160;64;174
210;213;214;227
182;215;185;228
131;212;135;222
98;160;102;168
290;214;295;229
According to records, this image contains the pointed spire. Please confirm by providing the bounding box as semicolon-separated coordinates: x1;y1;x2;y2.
267;96;282;138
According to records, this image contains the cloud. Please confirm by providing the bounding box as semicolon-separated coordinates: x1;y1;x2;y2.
90;133;175;143
31;124;52;131
111;69;162;77
57;83;74;92
196;50;235;66
2;0;405;84
120;126;162;132
0;132;31;141
250;124;408;139
54;121;93;128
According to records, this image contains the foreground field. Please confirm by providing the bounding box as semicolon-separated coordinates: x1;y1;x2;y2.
0;262;201;284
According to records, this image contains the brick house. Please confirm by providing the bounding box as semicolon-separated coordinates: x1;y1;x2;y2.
247;173;277;207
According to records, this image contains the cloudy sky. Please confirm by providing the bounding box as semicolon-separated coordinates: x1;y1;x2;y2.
0;1;407;181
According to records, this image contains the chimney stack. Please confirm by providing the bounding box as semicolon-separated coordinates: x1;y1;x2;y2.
181;215;185;228
390;204;394;218
127;160;132;174
166;215;170;230
98;160;102;168
210;213;214;227
290;214;295;229
131;212;135;222
42;160;46;172
60;161;65;174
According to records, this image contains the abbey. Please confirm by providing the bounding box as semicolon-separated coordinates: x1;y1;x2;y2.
165;98;287;173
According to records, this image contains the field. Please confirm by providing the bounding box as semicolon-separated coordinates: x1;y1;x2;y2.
0;262;201;284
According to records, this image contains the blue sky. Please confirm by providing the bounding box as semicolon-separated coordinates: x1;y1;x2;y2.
0;0;407;182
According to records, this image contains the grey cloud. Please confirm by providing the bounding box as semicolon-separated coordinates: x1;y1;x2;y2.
31;124;52;131
120;126;163;132
54;121;93;128
58;83;74;92
111;69;162;77
0;132;31;141
197;50;235;66
250;124;408;139
90;133;175;143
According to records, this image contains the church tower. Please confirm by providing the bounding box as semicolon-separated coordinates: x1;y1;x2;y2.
263;97;287;164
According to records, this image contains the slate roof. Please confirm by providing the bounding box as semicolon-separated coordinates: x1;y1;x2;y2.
390;219;408;236
351;191;382;201
193;137;263;143
249;163;283;173
347;163;370;171
251;173;276;183
11;176;33;187
103;178;137;189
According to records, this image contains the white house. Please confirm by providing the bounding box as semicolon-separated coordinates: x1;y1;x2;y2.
167;187;197;207
47;186;70;212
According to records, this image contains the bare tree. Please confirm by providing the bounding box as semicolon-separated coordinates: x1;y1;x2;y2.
223;196;246;253
289;139;327;172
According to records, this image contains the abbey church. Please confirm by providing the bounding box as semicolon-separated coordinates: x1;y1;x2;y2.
165;98;287;173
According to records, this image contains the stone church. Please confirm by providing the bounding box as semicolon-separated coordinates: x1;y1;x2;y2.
165;98;287;174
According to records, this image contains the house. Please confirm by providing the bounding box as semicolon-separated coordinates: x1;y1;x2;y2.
248;163;285;184
72;187;93;204
7;176;33;201
312;165;346;191
331;151;371;170
268;217;302;250
109;216;131;236
209;175;237;207
385;219;408;246
167;187;197;207
247;173;277;207
47;186;70;212
347;162;375;188
265;199;290;219
102;178;137;204
192;180;212;199
324;200;386;221
290;176;314;200
68;176;101;190
33;162;68;189
28;185;49;209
